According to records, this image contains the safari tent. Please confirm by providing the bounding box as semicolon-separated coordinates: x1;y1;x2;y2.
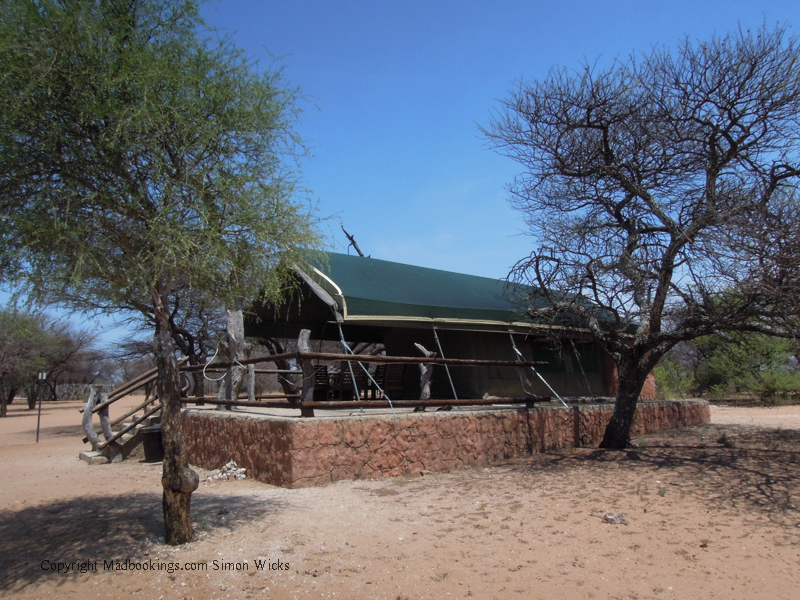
245;253;622;401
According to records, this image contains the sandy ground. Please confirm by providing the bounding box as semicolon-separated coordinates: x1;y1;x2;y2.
1;398;799;600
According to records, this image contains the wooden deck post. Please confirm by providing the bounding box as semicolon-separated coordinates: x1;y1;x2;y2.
297;329;316;418
413;343;436;411
82;387;101;451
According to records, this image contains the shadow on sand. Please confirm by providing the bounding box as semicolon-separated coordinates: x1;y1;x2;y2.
506;423;800;520
0;489;288;592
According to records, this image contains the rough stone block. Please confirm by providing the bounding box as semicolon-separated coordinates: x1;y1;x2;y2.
331;463;357;483
289;421;319;450
291;448;321;481
79;450;108;465
314;444;338;473
317;422;343;446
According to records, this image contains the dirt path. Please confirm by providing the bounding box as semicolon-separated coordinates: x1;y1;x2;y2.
1;399;798;599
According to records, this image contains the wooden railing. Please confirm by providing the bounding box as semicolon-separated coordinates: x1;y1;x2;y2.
179;349;550;417
82;340;550;453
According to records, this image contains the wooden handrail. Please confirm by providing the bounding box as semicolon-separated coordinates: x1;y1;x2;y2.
80;367;155;413
81;394;159;444
88;357;188;414
179;352;297;372
178;351;549;372
194;368;300;374
182;393;300;402
97;403;162;450
299;397;550;408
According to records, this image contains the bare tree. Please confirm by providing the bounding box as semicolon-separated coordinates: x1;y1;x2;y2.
119;289;227;397
486;25;800;448
168;295;226;397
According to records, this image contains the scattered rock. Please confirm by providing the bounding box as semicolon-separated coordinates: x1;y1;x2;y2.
717;433;734;448
79;450;109;465
603;513;628;525
206;460;246;481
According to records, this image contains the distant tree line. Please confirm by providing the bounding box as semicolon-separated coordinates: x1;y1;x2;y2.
655;334;800;404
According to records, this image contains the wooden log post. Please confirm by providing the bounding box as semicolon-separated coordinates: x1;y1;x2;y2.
216;309;251;410
82;386;123;458
247;364;256;402
82;386;101;451
413;343;436;412
216;333;233;411
97;390;123;461
97;391;113;440
297;329;316;418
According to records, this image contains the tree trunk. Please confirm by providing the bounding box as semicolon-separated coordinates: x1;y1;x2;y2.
259;337;298;397
154;307;199;545
26;385;37;410
0;388;14;417
297;329;316;417
189;359;206;401
599;361;651;449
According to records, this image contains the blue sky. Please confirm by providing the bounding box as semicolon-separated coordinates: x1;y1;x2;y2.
200;0;800;277
6;0;800;344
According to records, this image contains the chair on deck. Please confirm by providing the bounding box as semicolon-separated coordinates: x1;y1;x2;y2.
330;362;369;400
371;363;406;400
313;366;330;402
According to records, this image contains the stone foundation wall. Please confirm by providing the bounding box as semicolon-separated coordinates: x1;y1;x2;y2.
182;400;709;489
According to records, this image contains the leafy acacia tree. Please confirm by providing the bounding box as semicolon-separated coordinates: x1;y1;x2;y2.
486;25;800;448
0;308;47;416
0;0;321;543
35;320;102;405
0;307;99;413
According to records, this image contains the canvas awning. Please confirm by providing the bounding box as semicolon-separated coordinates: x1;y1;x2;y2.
298;252;557;334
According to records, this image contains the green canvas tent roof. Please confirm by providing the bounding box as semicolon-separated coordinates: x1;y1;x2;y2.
297;252;547;331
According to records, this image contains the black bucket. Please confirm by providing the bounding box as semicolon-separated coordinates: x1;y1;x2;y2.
140;424;164;463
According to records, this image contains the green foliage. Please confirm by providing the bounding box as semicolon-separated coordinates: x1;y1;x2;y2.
0;0;324;540
653;360;693;400
657;335;800;403
0;308;50;394
702;335;800;403
0;0;322;317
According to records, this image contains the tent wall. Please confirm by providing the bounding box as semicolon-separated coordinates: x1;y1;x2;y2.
382;328;610;399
